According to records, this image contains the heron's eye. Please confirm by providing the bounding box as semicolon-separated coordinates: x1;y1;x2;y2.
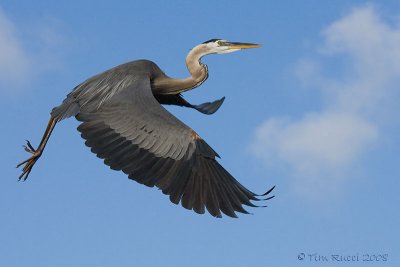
216;40;223;46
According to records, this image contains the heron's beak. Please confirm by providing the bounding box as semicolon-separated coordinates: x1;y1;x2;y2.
224;41;261;50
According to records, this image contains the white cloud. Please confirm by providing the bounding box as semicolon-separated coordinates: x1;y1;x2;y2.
322;5;400;114
252;112;377;171
250;5;400;197
0;8;31;89
0;8;65;93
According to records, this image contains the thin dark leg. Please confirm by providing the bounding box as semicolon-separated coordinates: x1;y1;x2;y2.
17;117;57;181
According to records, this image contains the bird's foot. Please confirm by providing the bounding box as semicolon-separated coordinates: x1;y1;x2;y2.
16;140;42;181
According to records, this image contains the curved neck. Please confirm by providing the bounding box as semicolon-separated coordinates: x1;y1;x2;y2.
153;45;209;94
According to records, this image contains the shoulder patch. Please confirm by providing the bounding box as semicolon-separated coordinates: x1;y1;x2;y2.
190;129;202;140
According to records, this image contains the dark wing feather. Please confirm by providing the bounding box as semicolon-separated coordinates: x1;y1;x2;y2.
76;75;273;217
155;94;225;115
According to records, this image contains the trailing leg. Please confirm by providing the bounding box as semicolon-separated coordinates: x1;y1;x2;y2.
17;117;57;181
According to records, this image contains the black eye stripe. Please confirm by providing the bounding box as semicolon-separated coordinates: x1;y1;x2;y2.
202;39;221;44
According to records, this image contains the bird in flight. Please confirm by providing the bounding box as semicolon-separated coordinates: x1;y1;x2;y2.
17;39;275;218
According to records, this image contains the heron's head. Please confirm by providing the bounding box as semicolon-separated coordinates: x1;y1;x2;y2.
200;39;261;55
186;39;261;69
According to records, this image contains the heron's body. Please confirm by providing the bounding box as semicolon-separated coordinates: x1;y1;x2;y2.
51;59;215;121
17;39;274;218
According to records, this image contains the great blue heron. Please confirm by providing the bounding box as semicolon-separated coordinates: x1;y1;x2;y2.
17;39;275;218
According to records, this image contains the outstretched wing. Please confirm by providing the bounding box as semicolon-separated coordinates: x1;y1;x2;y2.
76;75;274;217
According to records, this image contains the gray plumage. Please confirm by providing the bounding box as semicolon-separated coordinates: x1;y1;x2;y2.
17;40;274;218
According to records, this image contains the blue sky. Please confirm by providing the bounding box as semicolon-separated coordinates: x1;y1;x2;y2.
1;1;399;266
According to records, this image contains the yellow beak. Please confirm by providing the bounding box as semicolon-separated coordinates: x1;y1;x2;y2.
224;41;261;49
